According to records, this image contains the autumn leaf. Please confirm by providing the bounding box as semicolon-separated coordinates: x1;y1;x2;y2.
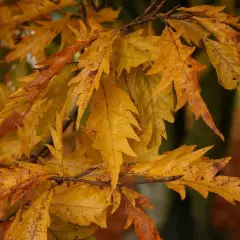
0;162;53;205
4;190;52;240
0;0;76;47
119;68;174;157
112;30;160;77
123;145;240;204
122;187;161;240
86;76;139;189
86;5;120;23
178;5;226;17
167;18;209;46
68;29;119;129
49;221;97;240
45;128;102;177
147;26;223;140
125;205;162;240
50;184;112;228
203;37;240;90
25;40;90;106
5;18;82;62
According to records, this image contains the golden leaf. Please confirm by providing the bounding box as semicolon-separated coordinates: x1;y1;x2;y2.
0;0;76;47
204;37;240;90
49;221;97;240
119;68;174;158
195;17;240;44
5;18;82;62
86;76;139;189
178;5;226;16
147;26;223;140
4;191;52;240
123;145;240;204
45;130;102;177
112;30;160;77
167;19;209;46
50;184;112;228
86;5;120;23
68;29;119;129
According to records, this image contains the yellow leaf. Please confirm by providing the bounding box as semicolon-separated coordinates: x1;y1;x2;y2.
178;5;226;16
0;134;21;166
86;76;139;189
204;37;240;90
0;162;52;205
178;5;238;23
148;26;223;140
49;221;97;240
50;184;112;228
195;17;240;45
47;112;63;163
123;145;240;204
5;18;82;62
119;68;174;158
68;29;119;129
0;0;76;47
45;130;102;177
86;5;120;23
112;30;160;77
4;191;52;240
167;19;209;46
123;145;211;178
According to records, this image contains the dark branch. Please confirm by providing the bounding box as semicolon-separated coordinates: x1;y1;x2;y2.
121;1;192;32
49;173;183;187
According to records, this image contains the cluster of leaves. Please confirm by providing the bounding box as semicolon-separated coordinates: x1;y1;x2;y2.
0;0;240;239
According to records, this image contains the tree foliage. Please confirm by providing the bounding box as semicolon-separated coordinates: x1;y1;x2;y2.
0;0;240;239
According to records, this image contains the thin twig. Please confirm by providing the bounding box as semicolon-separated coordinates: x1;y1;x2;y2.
150;0;167;18
120;2;190;32
134;0;157;22
49;174;183;187
164;4;181;18
117;175;183;187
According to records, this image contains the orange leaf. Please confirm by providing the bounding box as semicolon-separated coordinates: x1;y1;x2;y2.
0;162;53;205
24;40;90;106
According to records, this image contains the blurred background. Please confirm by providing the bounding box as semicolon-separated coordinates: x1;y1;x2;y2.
1;0;240;239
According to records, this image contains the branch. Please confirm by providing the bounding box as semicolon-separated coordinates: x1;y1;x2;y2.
49;172;183;187
121;1;191;32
